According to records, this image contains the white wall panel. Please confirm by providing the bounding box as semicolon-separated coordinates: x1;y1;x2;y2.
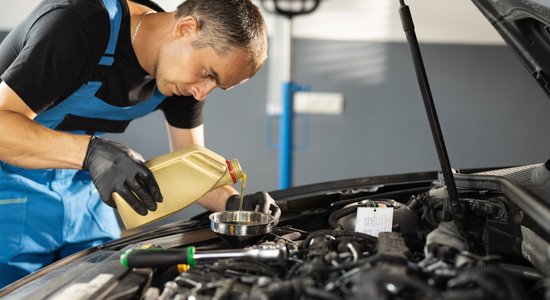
1;0;504;45
0;0;42;30
284;0;504;45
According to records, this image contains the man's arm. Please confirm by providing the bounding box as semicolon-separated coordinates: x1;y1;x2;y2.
167;123;238;212
0;82;162;214
0;81;89;169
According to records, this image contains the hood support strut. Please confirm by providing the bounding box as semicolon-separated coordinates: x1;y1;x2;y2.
398;0;462;221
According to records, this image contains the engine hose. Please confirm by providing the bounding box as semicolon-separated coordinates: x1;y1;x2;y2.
211;258;280;277
302;230;377;251
448;265;528;300
325;255;379;272
499;263;544;281
210;279;235;300
328;205;360;229
248;278;316;300
304;286;343;300
287;251;380;280
336;239;361;261
356;270;443;300
329;187;430;209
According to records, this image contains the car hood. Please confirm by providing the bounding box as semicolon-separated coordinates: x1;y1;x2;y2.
473;0;550;96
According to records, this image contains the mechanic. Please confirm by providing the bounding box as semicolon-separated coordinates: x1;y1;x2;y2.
0;0;281;287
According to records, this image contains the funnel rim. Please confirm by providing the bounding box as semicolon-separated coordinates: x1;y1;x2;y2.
209;211;274;237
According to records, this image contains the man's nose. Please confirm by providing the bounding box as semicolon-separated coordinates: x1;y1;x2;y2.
194;80;217;101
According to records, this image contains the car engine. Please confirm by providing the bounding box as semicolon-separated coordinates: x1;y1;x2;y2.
138;171;550;300
2;167;549;300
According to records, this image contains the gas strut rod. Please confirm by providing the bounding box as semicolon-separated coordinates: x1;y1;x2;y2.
398;0;462;220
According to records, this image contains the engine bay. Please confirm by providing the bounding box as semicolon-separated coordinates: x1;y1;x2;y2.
137;169;550;300
2;167;549;300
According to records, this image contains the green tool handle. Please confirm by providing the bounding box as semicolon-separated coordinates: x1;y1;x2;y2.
120;246;196;268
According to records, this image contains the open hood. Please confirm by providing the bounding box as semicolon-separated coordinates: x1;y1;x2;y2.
473;0;550;96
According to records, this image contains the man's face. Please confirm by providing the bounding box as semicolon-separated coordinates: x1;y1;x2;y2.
154;31;252;101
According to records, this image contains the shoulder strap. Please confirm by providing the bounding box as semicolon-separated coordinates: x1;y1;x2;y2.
98;0;122;66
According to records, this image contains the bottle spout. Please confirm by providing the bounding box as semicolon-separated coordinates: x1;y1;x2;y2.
227;159;245;183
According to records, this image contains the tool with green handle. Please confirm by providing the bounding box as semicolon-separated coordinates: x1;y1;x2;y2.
120;245;287;268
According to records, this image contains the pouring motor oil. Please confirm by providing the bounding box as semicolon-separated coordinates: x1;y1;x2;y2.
113;144;245;229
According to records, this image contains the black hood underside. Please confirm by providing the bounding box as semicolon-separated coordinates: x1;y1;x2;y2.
473;0;550;97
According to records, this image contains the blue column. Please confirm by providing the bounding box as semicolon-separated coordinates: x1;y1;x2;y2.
279;81;293;189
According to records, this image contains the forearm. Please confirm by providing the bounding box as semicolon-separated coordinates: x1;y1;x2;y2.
0;110;89;169
196;185;238;212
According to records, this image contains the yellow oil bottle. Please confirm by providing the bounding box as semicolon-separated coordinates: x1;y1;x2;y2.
113;144;245;229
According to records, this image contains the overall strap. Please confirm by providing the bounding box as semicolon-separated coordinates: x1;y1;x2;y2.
98;0;122;66
33;0;166;135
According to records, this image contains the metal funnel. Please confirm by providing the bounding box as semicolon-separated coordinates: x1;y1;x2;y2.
209;211;274;248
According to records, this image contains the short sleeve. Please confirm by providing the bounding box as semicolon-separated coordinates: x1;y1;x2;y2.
160;96;205;128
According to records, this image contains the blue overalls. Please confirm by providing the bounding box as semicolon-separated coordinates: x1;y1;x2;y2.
0;0;166;287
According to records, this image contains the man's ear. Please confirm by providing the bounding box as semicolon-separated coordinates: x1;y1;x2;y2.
174;16;200;38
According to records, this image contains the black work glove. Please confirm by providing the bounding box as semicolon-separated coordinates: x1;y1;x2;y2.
82;136;163;216
226;191;281;225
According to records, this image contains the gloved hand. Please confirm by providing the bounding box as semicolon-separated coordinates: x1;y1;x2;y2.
82;136;163;216
226;191;281;225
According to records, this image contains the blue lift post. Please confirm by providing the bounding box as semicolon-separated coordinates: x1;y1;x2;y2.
260;0;322;189
279;80;294;188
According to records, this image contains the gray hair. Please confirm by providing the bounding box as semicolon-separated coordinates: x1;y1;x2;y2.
175;0;268;75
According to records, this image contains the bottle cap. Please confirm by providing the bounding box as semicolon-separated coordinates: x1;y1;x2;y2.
226;159;245;183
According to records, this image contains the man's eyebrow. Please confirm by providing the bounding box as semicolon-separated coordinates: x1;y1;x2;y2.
210;69;227;90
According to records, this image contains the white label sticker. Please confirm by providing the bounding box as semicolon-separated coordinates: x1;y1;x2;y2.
355;207;393;237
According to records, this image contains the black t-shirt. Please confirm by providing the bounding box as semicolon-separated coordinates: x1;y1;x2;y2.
0;0;204;129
